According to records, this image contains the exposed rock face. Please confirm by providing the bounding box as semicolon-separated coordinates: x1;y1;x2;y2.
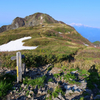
0;12;62;33
0;25;7;33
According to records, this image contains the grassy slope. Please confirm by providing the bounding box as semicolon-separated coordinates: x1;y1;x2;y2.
0;23;84;68
0;23;99;70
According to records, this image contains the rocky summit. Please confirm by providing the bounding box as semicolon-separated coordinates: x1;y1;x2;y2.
0;12;62;33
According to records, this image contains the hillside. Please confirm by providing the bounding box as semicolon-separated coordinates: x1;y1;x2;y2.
0;13;100;100
93;41;100;47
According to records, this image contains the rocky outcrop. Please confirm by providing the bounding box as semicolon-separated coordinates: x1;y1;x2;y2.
0;12;63;33
0;25;7;33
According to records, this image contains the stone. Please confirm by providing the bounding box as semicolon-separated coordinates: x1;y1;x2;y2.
76;88;82;92
10;91;13;95
64;85;71;90
21;83;25;88
13;90;16;93
29;90;34;94
24;85;27;89
48;82;58;89
94;95;100;100
74;90;80;94
42;91;47;95
11;96;15;99
38;90;42;94
58;93;65;100
34;85;38;94
65;90;73;95
72;85;78;91
71;70;78;74
26;68;29;73
46;94;50;98
28;94;31;98
85;89;92;95
53;97;60;100
30;87;33;90
84;95;90;99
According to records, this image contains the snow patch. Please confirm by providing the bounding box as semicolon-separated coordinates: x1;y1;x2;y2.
41;16;43;20
58;32;62;34
83;43;89;46
0;36;38;52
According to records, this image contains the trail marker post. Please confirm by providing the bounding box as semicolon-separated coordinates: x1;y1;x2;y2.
11;52;25;83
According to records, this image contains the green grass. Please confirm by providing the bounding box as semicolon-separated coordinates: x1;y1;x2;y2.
63;72;80;84
53;73;60;79
0;73;16;98
47;65;54;71
52;86;65;98
23;75;46;88
0;23;85;68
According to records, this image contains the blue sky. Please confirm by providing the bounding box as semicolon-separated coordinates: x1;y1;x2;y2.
0;0;100;28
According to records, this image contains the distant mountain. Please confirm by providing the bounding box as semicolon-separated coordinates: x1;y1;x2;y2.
71;25;100;42
0;12;63;33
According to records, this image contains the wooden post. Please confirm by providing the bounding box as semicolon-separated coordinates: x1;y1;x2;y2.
16;52;22;83
11;52;26;83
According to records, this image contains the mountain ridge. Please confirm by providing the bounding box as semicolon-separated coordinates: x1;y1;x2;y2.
0;12;65;33
0;12;94;47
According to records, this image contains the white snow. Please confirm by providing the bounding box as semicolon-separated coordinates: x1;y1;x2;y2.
83;43;89;46
0;36;38;52
58;32;62;34
41;16;43;20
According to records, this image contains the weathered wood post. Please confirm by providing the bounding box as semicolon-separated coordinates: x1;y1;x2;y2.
11;52;26;83
16;52;22;83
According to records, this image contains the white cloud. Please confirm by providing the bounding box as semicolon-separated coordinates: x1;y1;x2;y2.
69;23;100;29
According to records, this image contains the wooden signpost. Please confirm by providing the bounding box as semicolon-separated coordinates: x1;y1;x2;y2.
11;52;26;83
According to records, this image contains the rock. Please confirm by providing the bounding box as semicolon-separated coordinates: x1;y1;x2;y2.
26;68;29;73
80;80;87;89
48;82;58;89
94;95;100;100
42;91;47;95
28;94;31;98
46;94;50;98
13;90;16;93
5;70;11;74
30;87;33;90
74;90;80;94
53;97;60;100
84;95;90;99
58;93;65;100
23;78;25;80
71;70;78;74
46;64;52;68
64;85;71;90
29;90;34;94
10;91;13;95
94;84;98;88
72;85;78;91
38;90;42;94
85;89;92;95
21;83;24;88
11;96;15;99
65;90;73;95
76;88;82;92
34;85;38;94
24;85;27;89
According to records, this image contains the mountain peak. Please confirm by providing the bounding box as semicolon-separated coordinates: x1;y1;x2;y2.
0;12;62;33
